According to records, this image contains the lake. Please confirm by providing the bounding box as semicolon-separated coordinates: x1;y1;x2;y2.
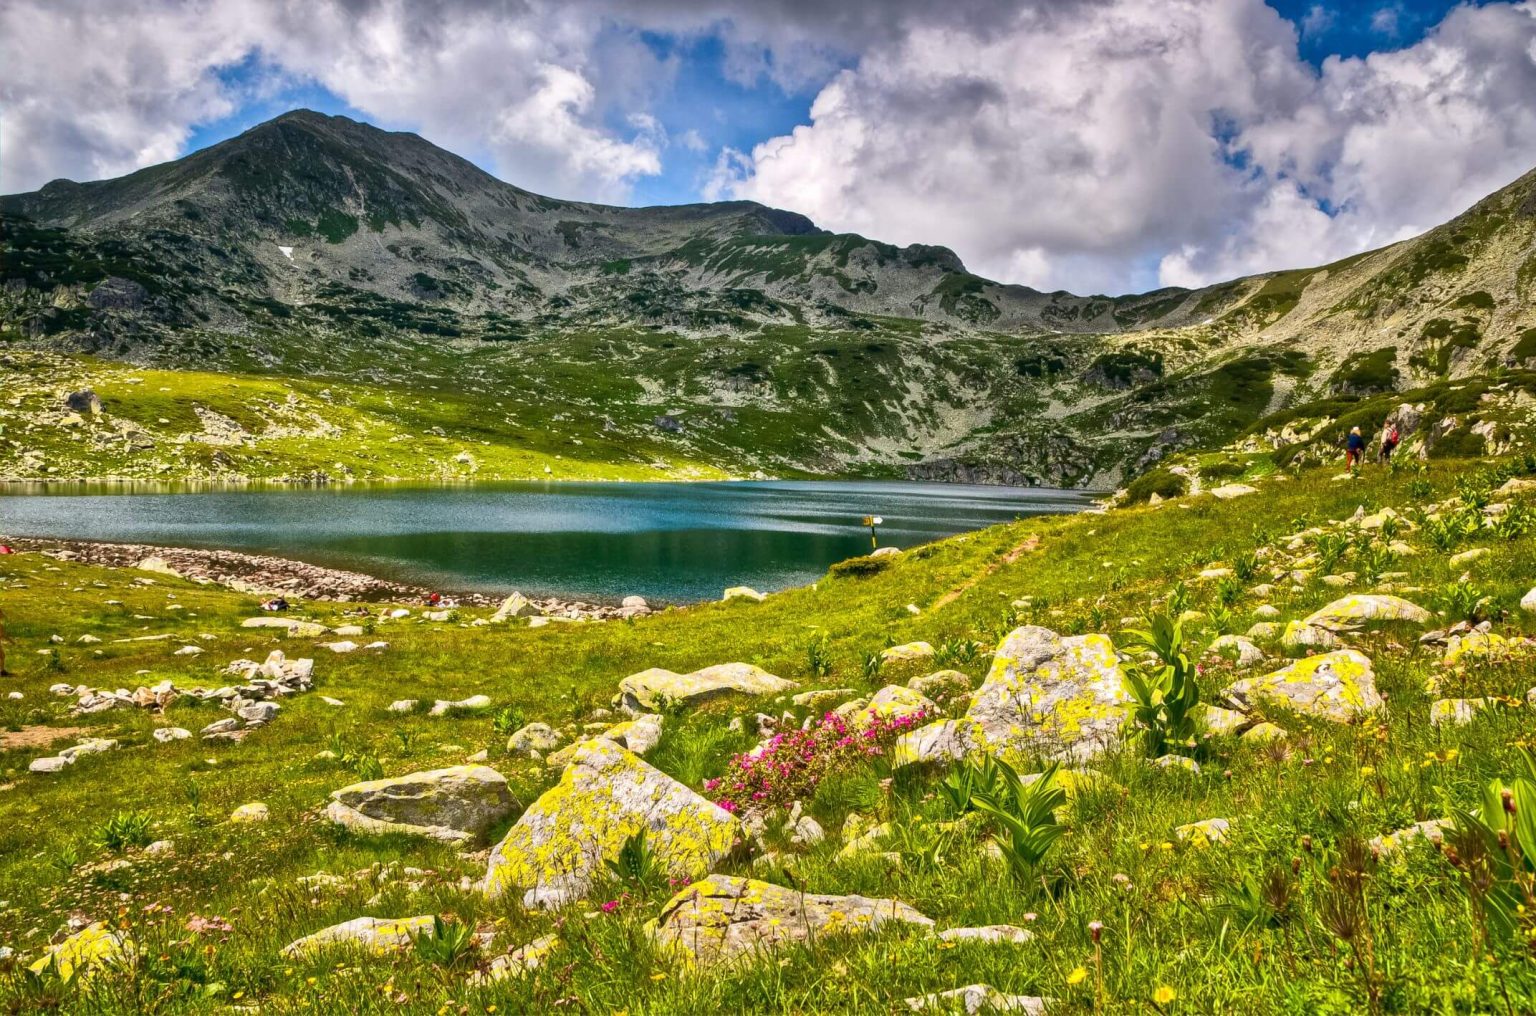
0;480;1091;602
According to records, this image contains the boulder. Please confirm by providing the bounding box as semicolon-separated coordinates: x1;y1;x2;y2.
1241;722;1287;743
1430;698;1490;728
1449;547;1489;567
485;739;739;908
856;685;936;728
596;713;664;755
723;586;767;603
240;617;328;637
280;916;434;957
1205;635;1264;668
28;923;131;981
475;934;559;983
29;756;69;774
507;722;564;757
904;985;1049;1014
791;688;857;710
1202;705;1250;735
908;670;973;698
230;802;269;823
1222;650;1382;723
1176;818;1230;844
236;701;280;724
651;874;931;965
1522;587;1536;615
428;694;492;716
881;641;936;664
327;765;517;843
1280;621;1340;651
1209;483;1258;500
893;719;974;767
965;626;1131;762
491;592;536;622
1304;594;1431;632
616;662;796;712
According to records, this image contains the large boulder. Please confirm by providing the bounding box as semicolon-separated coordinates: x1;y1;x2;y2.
965;626;1131;762
650;874;932;965
491;592;536;622
485;739;739;909
326;766;516;844
856;685;936;728
280;916;434;957
616;662;796;712
240;617;328;637
1304;594;1431;632
1221;650;1382;722
28;923;131;981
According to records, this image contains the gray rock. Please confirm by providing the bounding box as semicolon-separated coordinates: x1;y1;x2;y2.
327;765;517;844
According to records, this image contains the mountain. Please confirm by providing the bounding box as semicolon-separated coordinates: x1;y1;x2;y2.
3;110;1535;487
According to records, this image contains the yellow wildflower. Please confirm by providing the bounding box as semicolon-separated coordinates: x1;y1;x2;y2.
1067;966;1089;986
1154;985;1177;1005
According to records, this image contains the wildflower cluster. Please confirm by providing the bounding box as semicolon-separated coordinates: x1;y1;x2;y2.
706;708;929;813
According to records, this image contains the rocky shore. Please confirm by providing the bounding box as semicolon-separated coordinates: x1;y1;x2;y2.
1;537;632;618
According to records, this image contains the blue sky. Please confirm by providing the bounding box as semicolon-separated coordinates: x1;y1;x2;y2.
178;1;1467;207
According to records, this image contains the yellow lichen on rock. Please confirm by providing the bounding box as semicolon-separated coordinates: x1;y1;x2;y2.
28;923;132;981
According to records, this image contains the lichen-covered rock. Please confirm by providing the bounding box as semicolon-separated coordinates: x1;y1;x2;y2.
1205;635;1265;668
649;874;932;965
230;802;269;823
429;694;491;716
1370;818;1453;858
1241;722;1287;743
616;662;796;712
893;719;974;767
28;923;132;980
1430;698;1490;728
881;641;936;664
1176;818;1230;844
791;687;857;710
280;916;434;957
908;670;973;698
1304;594;1431;631
1202;705;1250;735
1280;621;1340;651
545;714;665;768
474;934;559;983
507;722;564;757
485;739;739;909
1222;650;1382;723
965;626;1131;762
327;765;516;843
856;685;936;728
490;592;535;622
1209;483;1258;500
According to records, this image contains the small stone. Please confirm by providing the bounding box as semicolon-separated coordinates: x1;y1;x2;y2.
1176;818;1230;844
387;700;419;713
722;586;767;603
153;727;192;742
1430;698;1490;728
881;641;936;664
937;925;1035;944
429;694;492;716
230;802;270;823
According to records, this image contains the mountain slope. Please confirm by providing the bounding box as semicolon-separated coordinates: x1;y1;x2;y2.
3;110;1535;487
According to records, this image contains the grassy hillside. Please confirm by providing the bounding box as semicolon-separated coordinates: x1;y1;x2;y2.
4;455;1536;1011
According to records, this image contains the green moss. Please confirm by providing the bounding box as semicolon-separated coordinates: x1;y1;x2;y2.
1513;328;1536;362
1330;347;1399;394
315;209;359;244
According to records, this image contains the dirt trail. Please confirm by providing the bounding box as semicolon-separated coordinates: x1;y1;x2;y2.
929;533;1040;612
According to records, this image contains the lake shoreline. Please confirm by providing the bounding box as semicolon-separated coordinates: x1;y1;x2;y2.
0;536;634;619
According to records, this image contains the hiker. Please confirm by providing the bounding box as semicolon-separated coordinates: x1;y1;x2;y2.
260;596;289;612
1345;426;1366;469
427;592;442;608
1378;422;1401;464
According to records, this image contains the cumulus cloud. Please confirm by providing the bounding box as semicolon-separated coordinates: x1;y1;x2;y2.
716;0;1536;293
5;0;1536;294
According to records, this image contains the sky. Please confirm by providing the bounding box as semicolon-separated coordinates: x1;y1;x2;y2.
3;1;1536;296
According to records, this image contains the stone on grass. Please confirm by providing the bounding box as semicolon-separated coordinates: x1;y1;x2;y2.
152;727;191;742
230;802;269;823
387;700;418;713
1241;722;1288;743
1371;819;1453;859
792;688;857;710
905;985;1050;1014
1280;621;1340;651
1176;818;1230;844
965;626;1131;762
1202;706;1250;736
1210;483;1258;500
475;934;559;983
881;641;936;664
1449;547;1489;567
1153;755;1200;774
490;592;535;622
723;586;767;603
857;685;936;728
893;719;974;767
320;641;359;654
650;874;931;965
240;617;328;637
28;923;132;981
327;765;517;844
29;756;69;774
1304;594;1431;632
280;916;434;957
616;662;795;712
429;694;492;716
1430;698;1490;728
1205;635;1264;668
507;722;564;757
236;701;280;724
59;738;117;761
485;739;738;909
1522;588;1536;615
1246;622;1281;641
908;670;973;698
200;718;240;737
1222;650;1382;723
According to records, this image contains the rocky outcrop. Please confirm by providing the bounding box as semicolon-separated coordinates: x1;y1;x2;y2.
1303;594;1431;632
650;874;932;965
616;662;796;712
326;765;517;843
280;916;434;957
485;739;738;909
1221;650;1382;722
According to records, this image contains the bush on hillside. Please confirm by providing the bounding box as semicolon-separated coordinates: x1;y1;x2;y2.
1125;468;1188;504
829;554;892;579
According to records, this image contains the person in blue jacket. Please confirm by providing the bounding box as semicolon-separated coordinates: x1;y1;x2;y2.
1345;426;1366;469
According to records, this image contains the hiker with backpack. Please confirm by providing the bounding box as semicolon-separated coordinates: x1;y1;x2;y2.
1345;426;1366;469
1378;422;1401;464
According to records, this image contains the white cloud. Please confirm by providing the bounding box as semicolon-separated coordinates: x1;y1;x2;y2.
715;0;1536;293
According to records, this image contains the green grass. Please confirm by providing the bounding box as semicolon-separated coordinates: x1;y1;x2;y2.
4;457;1536;1010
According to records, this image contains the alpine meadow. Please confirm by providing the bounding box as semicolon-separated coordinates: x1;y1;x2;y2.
5;2;1536;1013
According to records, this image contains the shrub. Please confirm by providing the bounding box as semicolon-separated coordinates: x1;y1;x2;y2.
491;705;527;738
705;708;928;814
93;811;153;853
414;916;476;969
1125;468;1188;504
805;633;833;677
958;758;1067;883
1119;611;1201;758
829;554;892;579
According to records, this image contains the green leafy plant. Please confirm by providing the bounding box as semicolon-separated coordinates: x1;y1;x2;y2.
805;633;833;678
965;759;1067;883
491;705;527;737
1493;501;1534;541
348;752;384;781
1119;610;1201;758
605;829;663;889
861;650;884;681
50;841;83;875
93;810;153;853
1315;531;1350;574
414;915;477;969
1436;578;1488;623
1355;543;1397;584
934;636;983;668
